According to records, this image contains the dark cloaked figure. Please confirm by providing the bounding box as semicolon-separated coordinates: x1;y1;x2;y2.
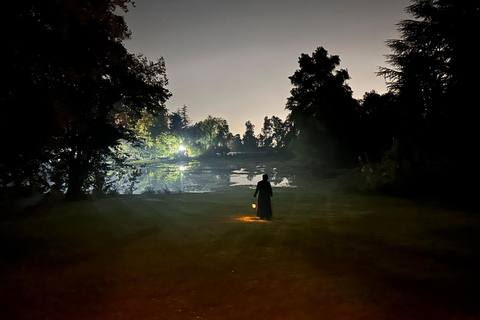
254;174;273;220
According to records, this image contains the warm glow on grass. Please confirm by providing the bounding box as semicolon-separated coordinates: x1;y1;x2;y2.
235;216;268;223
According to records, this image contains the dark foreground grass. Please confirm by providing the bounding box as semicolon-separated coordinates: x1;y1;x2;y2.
1;188;479;319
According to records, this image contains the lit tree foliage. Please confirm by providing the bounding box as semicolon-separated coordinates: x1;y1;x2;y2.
196;116;230;154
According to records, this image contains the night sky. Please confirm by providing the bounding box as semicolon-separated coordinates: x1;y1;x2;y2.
122;0;410;135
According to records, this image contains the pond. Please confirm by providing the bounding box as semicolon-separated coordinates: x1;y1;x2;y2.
117;159;300;194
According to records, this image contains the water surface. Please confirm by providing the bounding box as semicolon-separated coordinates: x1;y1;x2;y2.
117;159;299;194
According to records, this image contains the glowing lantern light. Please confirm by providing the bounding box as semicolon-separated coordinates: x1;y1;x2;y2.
251;203;257;209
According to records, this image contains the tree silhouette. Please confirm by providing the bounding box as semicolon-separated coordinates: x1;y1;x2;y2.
271;116;292;149
258;116;293;150
378;0;480;161
286;47;359;165
356;91;398;161
243;121;258;152
1;1;171;197
228;134;244;152
179;105;191;130
169;112;184;136
259;117;274;149
169;105;190;136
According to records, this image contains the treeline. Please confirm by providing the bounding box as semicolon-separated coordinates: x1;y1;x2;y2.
122;105;295;159
281;0;479;196
1;0;478;198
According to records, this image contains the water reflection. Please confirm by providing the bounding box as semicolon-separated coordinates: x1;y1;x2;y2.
117;160;297;194
230;170;293;188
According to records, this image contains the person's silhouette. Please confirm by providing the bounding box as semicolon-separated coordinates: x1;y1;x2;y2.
253;174;273;220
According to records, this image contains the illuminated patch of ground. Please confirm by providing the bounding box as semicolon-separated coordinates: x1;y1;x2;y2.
235;215;269;223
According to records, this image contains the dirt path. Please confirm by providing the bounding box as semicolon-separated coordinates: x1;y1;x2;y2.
1;189;479;319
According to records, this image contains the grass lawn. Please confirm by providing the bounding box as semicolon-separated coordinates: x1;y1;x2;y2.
1;187;479;319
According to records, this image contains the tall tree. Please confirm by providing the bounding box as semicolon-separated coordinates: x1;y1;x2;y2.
243;121;258;152
258;116;292;150
1;1;171;197
271;116;290;149
179;105;191;130
169;105;190;136
286;47;359;165
169;112;184;136
259;117;273;149
378;0;480;160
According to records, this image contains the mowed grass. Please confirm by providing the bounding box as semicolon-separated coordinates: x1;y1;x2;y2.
1;188;479;319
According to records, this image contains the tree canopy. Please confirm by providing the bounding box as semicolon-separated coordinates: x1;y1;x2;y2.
1;0;171;197
286;47;359;165
378;0;480;160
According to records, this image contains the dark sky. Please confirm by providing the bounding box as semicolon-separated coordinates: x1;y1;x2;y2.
122;0;410;135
